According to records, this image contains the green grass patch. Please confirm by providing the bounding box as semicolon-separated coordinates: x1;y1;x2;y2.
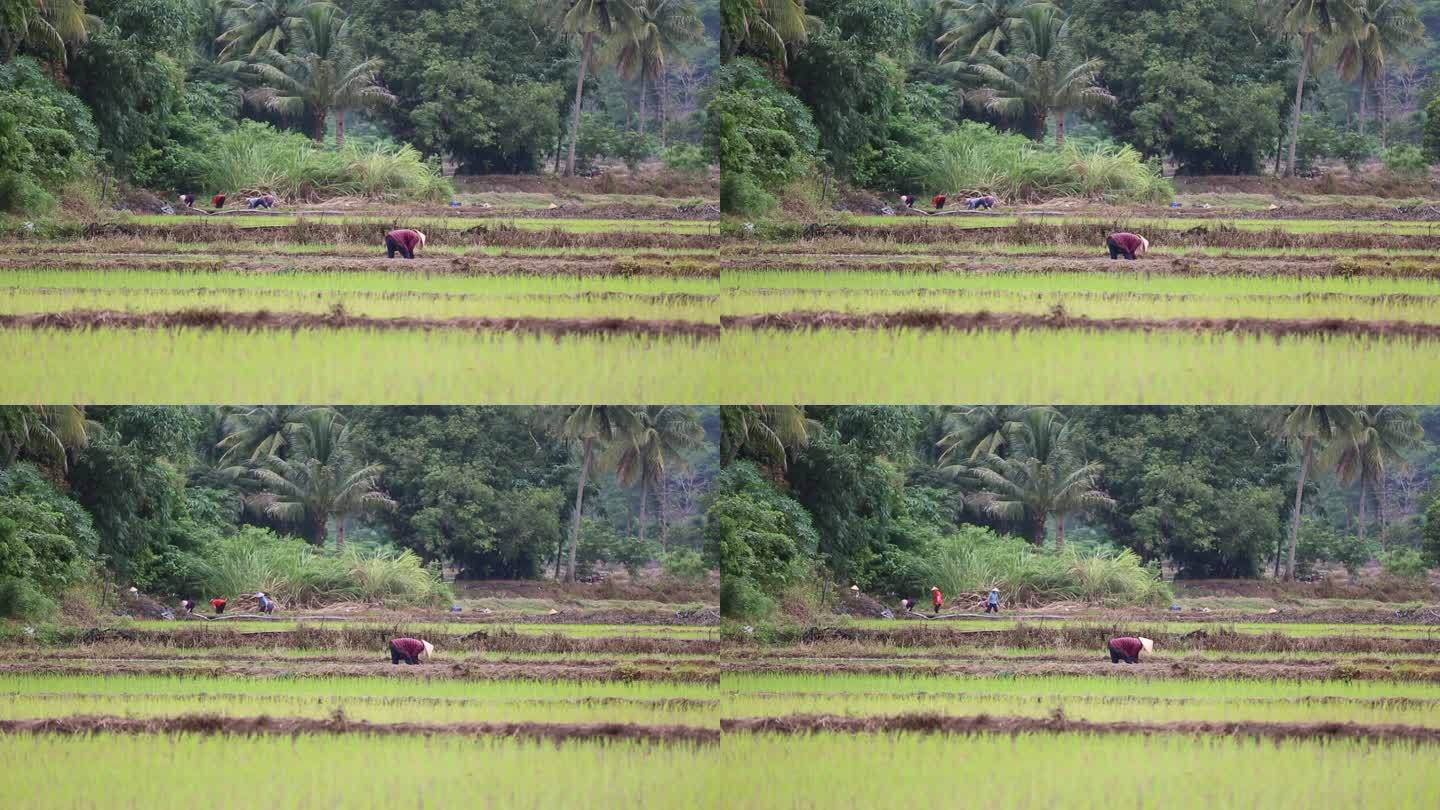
124;214;715;234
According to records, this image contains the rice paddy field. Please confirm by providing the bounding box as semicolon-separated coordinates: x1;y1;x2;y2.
0;207;724;403
720;606;1440;808
723;214;1440;402
0;593;721;808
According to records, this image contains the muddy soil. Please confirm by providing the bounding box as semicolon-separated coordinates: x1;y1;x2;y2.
0;660;718;683
272;202;720;221
8;650;718;669
721;712;1440;743
735;689;1440;711
9;242;702;263
764;625;1440;655
11;689;719;710
461;608;721;626
722;659;1440;682
0;714;718;743
58;222;720;250
52;627;717;654
0;253;721;278
724;647;1440;669
727;253;1440;279
0;309;721;337
723;309;1440;340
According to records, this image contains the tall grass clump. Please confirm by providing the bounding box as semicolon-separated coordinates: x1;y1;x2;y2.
198;123;452;203
925;527;1171;606
925;122;1171;204
193;527;450;607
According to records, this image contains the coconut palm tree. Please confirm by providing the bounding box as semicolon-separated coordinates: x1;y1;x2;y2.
937;0;1047;60
964;5;1114;145
720;0;812;64
720;405;817;471
244;4;393;145
603;0;703;139
0;405;91;470
1270;405;1362;580
936;405;1046;466
1321;406;1422;550
217;0;331;58
547;0;643;176
1322;0;1422;141
548;405;644;581
972;409;1113;549
1270;0;1364;175
217;405;321;466
247;408;394;548
1;0;92;62
605;406;704;551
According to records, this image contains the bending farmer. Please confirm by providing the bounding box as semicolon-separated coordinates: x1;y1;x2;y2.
385;229;426;259
966;195;997;210
389;637;434;665
1106;232;1149;260
1107;636;1153;664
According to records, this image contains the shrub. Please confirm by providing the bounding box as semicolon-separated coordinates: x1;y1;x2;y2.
1380;547;1430;581
660;143;710;175
1333;131;1377;174
0;577;56;620
613;130;657;174
1422;95;1440;164
0;58;98;213
708;461;819;618
661;548;707;581
1381;144;1429;179
709;58;820;216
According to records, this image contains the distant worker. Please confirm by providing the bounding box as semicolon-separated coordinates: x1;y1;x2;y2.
246;194;276;209
932;193;947;211
966;195;997;210
256;591;275;614
931;586;944;615
1107;636;1154;664
212;193;227;209
384;228;426;259
900;194;915;209
180;598;195;615
900;597;915;613
210;596;227;615
178;193;195;208
389;637;434;665
1106;232;1149;261
986;587;1000;614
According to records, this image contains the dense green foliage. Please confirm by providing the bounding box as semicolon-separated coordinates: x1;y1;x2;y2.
717;405;1438;619
0;405;717;618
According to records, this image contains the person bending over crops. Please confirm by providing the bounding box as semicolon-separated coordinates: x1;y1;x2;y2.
385;229;426;259
931;193;947;210
966;195;997;210
180;598;194;615
246;194;276;209
900;194;915;209
256;592;275;614
389;637;434;665
178;193;194;208
1106;232;1148;260
931;586;944;615
986;587;1000;613
210;597;226;615
212;193;226;209
1107;636;1153;664
900;597;915;613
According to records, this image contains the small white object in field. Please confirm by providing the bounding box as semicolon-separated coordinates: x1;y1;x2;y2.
1268;608;1279;614
741;626;754;635
547;608;559;615
128;587;138;594
547;203;559;209
850;585;860;591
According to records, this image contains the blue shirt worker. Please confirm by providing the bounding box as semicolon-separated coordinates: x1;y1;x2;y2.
985;587;1000;613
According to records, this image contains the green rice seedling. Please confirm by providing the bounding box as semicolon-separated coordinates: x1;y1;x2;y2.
719;732;1440;808
111;620;717;638
718;328;1440;403
1;734;724;809
1;328;725;403
124;214;715;234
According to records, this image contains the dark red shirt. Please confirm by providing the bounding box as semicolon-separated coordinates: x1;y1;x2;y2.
391;637;426;658
388;229;422;252
210;598;225;609
932;194;946;208
1109;233;1143;254
212;194;226;207
932;589;943;606
1110;637;1144;659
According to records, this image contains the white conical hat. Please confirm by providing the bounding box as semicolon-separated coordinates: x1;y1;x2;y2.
1139;637;1154;653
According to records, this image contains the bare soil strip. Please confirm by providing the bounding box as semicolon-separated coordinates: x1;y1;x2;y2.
6;651;718;669
725;647;1440;668
55;627;717;655
62;222;721;250
722;309;1440;339
721;712;1440;744
0;661;718;683
0;309;721;337
770;625;1440;654
13;287;719;306
722;660;1440;682
0;714;718;744
734;289;1440;307
733;690;1440;710
725;254;1440;279
9;243;704;262
7;691;718;710
0;255;720;278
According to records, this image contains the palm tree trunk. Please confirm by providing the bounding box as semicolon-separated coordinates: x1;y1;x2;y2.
659;481;670;552
335;109;346;149
566;32;594;177
566;437;593;582
1033;514;1047;546
336;516;346;551
638;76;647;136
1285;435;1313;580
1377;479;1391;549
1379;70;1389;148
638;477;648;547
1358;76;1367;138
1358;476;1367;547
1055;112;1065;148
660;72;669;146
1286;33;1314;176
1055;515;1065;552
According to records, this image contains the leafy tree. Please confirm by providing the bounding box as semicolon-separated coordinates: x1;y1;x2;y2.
0;57;98;211
721;0;812;63
971;409;1114;549
1270;405;1362;580
963;5;1114;145
548;405;644;581
1269;0;1364;175
721;404;816;471
708;57;819;211
243;4;393;144
247;409;396;547
606;406;705;551
1322;0;1422;141
708;460;818;616
0;406;90;470
547;0;643;176
603;0;703;139
1321;406;1422;550
0;0;90;63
